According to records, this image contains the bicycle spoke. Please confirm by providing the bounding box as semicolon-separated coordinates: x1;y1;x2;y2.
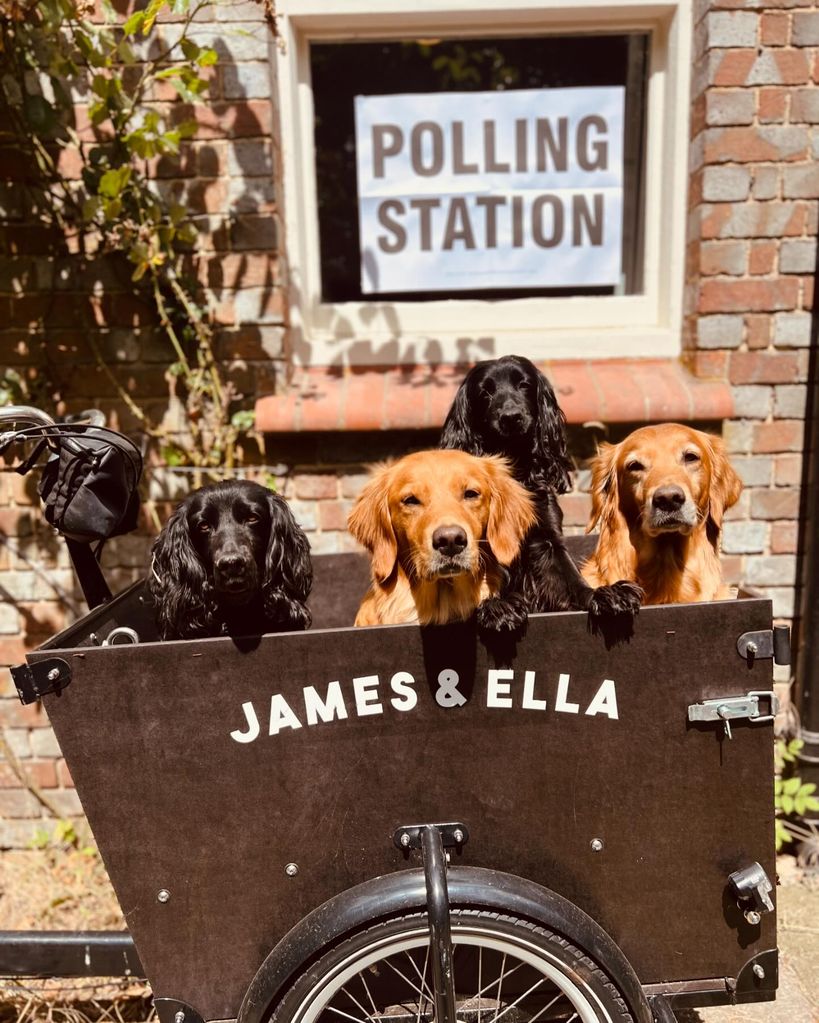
525;992;565;1023
384;956;432;1003
339;985;379;1023
356;969;381;1019
492;954;507;1023
492;976;549;1023
324;1005;370;1023
406;948;434;1012
415;946;432;1023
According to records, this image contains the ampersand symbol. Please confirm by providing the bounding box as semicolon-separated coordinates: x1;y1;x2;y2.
436;668;466;708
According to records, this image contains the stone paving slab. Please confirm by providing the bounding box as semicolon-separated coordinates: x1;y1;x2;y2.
677;861;819;1023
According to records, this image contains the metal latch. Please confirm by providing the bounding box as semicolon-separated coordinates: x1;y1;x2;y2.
737;626;790;665
9;657;72;705
729;862;774;925
687;691;779;740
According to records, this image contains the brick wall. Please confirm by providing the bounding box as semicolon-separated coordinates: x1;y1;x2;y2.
0;0;285;845
1;0;816;846
686;1;816;620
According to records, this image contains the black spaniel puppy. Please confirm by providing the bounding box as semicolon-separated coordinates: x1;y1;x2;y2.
441;355;642;631
148;480;312;640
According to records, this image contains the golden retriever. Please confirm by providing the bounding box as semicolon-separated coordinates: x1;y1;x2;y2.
348;450;535;626
582;423;742;604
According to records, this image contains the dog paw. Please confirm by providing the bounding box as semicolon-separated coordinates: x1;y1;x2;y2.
588;580;643;617
477;594;529;634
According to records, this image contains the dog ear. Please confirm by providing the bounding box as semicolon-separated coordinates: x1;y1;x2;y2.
484;456;536;565
532;371;573;494
586;442;621;535
262;492;313;629
148;503;216;640
440;373;483;455
703;433;743;533
347;463;398;581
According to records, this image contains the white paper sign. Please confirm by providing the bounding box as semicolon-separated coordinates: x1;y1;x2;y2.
354;87;625;294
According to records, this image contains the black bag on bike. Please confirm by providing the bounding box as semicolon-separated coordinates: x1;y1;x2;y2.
0;423;142;607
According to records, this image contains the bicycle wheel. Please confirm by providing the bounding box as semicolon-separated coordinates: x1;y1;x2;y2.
270;910;634;1023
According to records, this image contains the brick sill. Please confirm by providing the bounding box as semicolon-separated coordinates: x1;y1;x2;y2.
255;359;734;433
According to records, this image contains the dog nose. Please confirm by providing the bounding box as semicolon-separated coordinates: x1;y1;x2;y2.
216;553;245;574
652;486;686;512
499;410;524;430
432;526;468;558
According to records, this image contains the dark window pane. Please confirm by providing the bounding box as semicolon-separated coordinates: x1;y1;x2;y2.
311;34;649;303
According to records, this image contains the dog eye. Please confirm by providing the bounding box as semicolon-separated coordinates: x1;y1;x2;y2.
625;460;645;472
401;495;421;506
683;451;701;464
245;515;260;525
482;379;496;396
464;489;480;500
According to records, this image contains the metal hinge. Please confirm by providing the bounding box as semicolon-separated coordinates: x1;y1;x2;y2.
737;626;790;665
10;657;72;705
687;691;779;740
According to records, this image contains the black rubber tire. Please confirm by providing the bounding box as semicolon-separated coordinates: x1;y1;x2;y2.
270;909;635;1023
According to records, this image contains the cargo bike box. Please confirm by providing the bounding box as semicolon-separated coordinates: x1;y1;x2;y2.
11;539;785;1023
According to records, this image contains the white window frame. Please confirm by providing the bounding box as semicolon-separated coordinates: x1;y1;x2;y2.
274;0;692;367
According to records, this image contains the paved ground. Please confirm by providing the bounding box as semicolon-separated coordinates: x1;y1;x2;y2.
677;859;819;1023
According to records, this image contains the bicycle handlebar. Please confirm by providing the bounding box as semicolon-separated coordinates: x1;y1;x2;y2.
0;406;106;433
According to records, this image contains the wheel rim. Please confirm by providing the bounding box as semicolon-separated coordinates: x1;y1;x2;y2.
286;922;617;1023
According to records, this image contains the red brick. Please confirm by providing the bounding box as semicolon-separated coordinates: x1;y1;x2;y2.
775;454;803;485
729;351;802;383
771;521;798;553
343;371;386;431
751;488;800;520
758;87;788;123
591;362;649;420
57;759;75;789
745;314;772;348
693;351;729;377
749;240;777;275
712;50;757;86
557;494;593;528
698;278;799;312
802;274;815;310
29;761;58;789
761;12;789;46
704;126;808;164
0;637;28;665
384;371;430;430
773;49;811;84
548;363;601;423
752;420;805;453
293;474;338;500
318;501;348;532
701;239;747;275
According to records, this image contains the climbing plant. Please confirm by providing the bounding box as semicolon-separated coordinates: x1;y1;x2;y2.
1;0;258;468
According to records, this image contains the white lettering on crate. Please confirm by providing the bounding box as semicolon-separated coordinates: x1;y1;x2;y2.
229;668;618;745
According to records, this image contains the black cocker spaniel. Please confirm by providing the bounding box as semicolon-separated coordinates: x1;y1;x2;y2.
149;480;312;640
441;354;642;632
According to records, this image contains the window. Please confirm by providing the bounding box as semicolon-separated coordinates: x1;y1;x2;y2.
276;1;693;366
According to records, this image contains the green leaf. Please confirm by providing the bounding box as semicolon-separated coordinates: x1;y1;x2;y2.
180;38;200;62
161;445;187;467
98;165;132;198
82;196;102;221
169;202;187;225
154;67;181;80
142;0;166;34
176;119;198;139
117;39;137;64
91;73;110;99
781;794;794;814
23;94;56;133
231;409;256;431
783;777;802;796
197;48;218;68
774;819;790;852
122;10;146;35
